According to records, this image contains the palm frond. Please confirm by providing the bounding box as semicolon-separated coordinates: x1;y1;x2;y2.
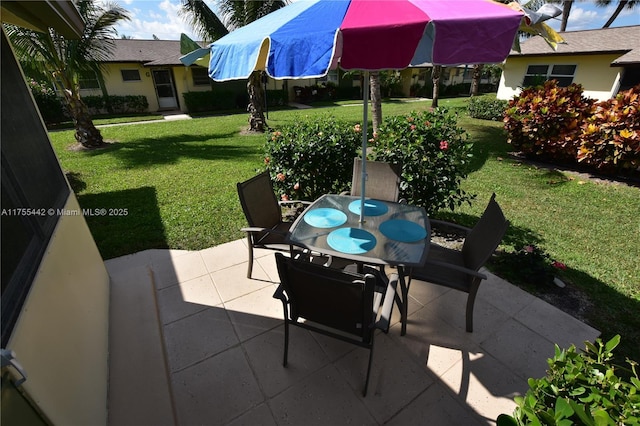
180;0;229;42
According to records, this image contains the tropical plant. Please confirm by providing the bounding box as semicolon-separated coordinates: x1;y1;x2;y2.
5;1;129;148
180;0;288;132
498;335;640;426
596;0;639;28
372;108;475;214
264;115;361;200
467;96;509;121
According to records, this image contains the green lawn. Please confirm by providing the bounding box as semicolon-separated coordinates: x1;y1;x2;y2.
48;98;640;361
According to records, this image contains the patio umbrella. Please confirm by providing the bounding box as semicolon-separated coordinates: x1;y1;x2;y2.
181;0;553;221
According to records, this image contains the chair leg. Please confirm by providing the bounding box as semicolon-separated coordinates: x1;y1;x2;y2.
246;236;254;278
363;334;376;397
465;280;481;333
283;319;289;367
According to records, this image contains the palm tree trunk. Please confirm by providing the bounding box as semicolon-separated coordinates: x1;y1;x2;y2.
603;0;628;27
247;71;266;132
431;65;442;108
470;64;483;96
62;88;105;148
370;72;382;133
560;0;573;31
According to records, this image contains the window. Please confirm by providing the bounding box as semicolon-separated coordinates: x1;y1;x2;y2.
1;32;69;346
523;64;576;87
191;67;210;86
78;70;100;89
121;69;141;81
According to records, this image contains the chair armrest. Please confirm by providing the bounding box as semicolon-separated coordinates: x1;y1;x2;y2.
422;259;487;280
279;200;312;207
273;284;287;302
240;226;288;236
429;219;473;234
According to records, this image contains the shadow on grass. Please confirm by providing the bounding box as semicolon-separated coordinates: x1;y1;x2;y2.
465;122;510;173
77;187;167;260
81;131;260;167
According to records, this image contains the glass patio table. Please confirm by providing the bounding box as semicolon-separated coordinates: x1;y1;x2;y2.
287;194;430;335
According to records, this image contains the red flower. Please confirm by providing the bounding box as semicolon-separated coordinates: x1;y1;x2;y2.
264;157;270;164
293;182;300;191
281;194;289;201
439;140;449;150
276;173;285;182
410;124;416;131
552;261;567;270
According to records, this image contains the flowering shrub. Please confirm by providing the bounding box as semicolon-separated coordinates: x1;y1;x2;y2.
28;78;67;124
577;85;640;174
265;115;361;200
504;81;596;163
490;244;566;286
467;96;509;121
371;108;474;214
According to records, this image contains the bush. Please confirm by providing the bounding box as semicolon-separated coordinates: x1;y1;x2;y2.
371;108;475;214
498;335;640;426
504;81;596;163
265;115;361;200
468;96;509;121
82;95;148;115
577;85;640;175
183;90;243;113
28;79;68;124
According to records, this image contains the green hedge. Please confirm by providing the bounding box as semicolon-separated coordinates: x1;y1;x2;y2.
82;95;149;115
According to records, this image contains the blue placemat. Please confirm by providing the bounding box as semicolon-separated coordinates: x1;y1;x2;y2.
327;228;377;254
303;208;347;228
379;219;427;243
348;199;388;216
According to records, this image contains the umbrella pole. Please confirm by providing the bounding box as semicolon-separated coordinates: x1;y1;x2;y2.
360;71;369;224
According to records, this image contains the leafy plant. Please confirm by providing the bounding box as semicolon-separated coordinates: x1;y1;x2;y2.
490;245;566;287
577;85;640;175
265;114;361;200
28;78;68;124
467;96;508;121
504;81;596;163
498;335;640;426
372;108;475;214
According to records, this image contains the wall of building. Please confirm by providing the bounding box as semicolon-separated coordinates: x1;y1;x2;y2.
497;53;622;101
7;195;110;426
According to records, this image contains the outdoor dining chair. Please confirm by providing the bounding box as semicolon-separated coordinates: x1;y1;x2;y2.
409;193;509;332
237;171;311;278
273;252;398;397
346;158;403;202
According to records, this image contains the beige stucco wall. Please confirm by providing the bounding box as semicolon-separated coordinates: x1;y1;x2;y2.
6;194;110;426
497;53;623;101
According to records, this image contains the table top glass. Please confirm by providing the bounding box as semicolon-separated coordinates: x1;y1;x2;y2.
288;194;430;267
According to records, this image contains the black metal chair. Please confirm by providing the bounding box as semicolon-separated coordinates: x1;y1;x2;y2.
273;253;398;396
237;171;311;278
345;158;403;202
410;193;509;332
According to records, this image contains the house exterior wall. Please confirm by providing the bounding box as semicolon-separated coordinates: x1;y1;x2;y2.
7;195;110;426
497;53;623;101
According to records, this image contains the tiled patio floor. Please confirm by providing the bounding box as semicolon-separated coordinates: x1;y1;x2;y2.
105;239;600;426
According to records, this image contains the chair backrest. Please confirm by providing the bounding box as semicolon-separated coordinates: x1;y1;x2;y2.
462;193;509;272
350;158;401;202
275;253;376;341
237;171;282;228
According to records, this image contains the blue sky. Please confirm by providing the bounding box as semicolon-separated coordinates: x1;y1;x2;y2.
110;0;639;41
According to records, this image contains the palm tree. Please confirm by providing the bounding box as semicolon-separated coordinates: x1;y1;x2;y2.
5;1;129;148
596;0;639;27
180;0;288;132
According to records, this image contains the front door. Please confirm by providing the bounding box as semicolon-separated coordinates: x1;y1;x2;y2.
152;69;178;110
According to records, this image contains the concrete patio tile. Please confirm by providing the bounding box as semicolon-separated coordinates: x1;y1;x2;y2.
386;382;484;426
200;239;248;273
163;307;239;372
152;251;209;289
256;253;280;283
438;351;525;423
480;318;556;381
243;327;331;398
478;270;536;317
336;333;434;424
225;403;277;426
268;364;377;425
105;249;191;278
210;262;272;303
514;298;601;350
406;278;452;307
156;274;222;325
224;285;282;342
171;346;264;426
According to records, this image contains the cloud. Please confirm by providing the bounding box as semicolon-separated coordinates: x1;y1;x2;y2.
566;6;600;30
113;0;201;40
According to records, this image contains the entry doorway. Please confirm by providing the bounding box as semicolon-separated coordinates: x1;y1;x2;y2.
151;69;178;110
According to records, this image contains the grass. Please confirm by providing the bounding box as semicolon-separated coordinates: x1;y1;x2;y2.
47;113;164;130
48;98;640;362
